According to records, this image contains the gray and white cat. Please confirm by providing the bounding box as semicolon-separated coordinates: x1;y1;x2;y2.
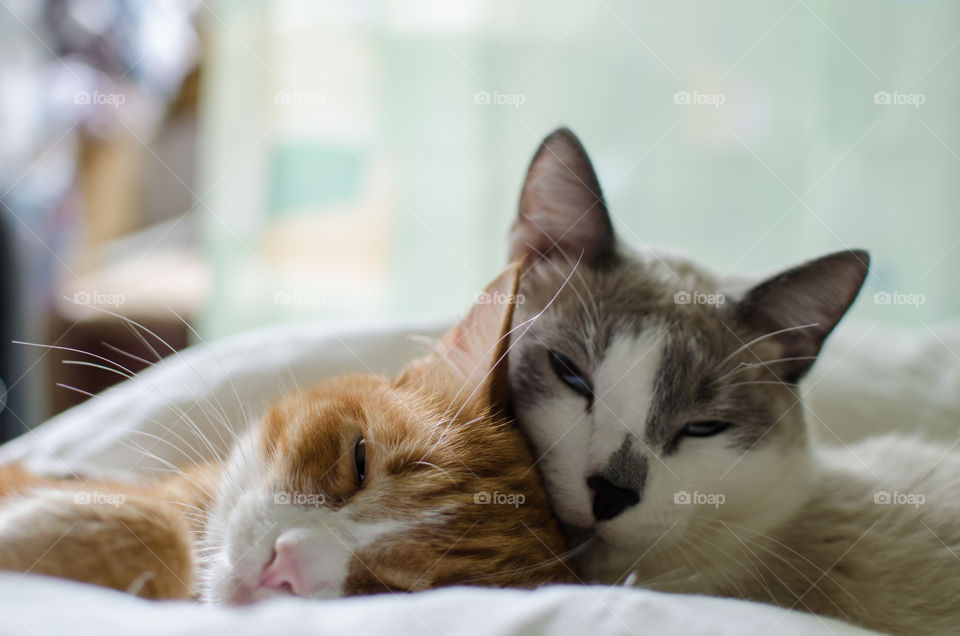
506;128;960;635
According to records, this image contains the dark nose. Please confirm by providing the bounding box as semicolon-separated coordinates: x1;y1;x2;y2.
587;475;640;521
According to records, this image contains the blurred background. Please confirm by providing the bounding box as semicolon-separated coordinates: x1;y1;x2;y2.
1;0;957;439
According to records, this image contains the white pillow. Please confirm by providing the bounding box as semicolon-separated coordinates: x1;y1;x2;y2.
0;571;875;636
5;315;950;636
805;321;960;444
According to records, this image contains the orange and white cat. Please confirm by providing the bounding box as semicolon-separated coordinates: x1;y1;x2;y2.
0;264;573;601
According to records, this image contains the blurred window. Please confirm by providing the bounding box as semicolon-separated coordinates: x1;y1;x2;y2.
199;0;960;338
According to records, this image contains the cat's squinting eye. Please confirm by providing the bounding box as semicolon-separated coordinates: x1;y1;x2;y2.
681;420;733;437
354;437;366;486
547;350;593;400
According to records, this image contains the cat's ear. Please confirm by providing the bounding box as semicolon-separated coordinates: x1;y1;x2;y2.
400;263;522;412
736;249;870;383
509;127;615;268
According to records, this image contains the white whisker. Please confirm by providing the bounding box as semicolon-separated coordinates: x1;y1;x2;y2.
713;323;820;374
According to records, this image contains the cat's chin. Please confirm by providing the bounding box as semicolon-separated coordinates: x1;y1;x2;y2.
207;578;302;605
571;524;678;585
220;584;259;606
561;523;596;550
562;520;651;564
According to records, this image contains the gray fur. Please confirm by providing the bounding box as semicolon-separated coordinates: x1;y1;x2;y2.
600;438;647;495
510;252;807;459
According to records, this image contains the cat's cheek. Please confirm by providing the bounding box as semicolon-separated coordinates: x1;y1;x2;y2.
203;565;280;605
201;551;250;604
196;489;276;604
514;400;595;529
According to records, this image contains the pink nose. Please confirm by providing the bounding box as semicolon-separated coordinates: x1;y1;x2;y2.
259;537;304;595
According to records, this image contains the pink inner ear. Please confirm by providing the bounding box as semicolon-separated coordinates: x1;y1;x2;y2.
403;358;427;379
435;264;521;391
443;302;502;370
446;316;474;354
510;128;614;266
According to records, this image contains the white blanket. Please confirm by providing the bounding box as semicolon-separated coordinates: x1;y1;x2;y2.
0;572;874;636
5;316;956;635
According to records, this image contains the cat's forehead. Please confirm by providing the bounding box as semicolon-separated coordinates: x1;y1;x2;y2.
513;251;801;452
517;250;739;358
260;373;488;477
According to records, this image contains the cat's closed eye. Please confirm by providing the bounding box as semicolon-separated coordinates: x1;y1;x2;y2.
547;349;593;401
354;436;366;486
680;420;733;438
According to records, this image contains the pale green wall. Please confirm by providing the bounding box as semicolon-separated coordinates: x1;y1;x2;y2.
199;0;960;338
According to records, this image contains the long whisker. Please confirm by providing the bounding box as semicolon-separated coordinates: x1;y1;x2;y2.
411;460;459;486
711;356;818;384
123;429;208;469
681;533;752;600
55;383;97;399
25;340;231;484
60;302;241;467
712;323;820;374
697;517;871;620
631;539;698;591
432;254;585;455
690;522;779;601
56;380;221;498
19;342;220;459
545;245;602;340
164;302;245;447
14;341;136;376
118;312;237;453
64;300;239;440
723;380;798;389
101;341;154;368
450;532;597;586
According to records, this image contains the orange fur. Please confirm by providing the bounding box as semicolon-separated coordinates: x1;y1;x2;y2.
0;264;573;600
0;465;203;599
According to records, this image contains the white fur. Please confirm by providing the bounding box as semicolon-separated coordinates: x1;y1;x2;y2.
592;329;666;468
524;342;960;634
587;437;814;583
517;329;665;528
200;426;400;604
530;320;814;577
519;393;593;528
